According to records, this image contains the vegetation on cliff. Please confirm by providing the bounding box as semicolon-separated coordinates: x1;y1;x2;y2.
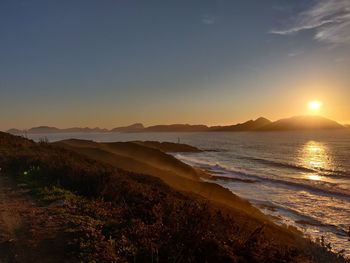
0;132;348;262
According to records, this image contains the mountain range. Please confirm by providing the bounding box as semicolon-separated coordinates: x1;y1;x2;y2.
7;115;345;134
209;117;271;131
7;126;108;134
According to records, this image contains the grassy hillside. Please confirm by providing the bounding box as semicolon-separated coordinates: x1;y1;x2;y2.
0;132;348;262
54;139;263;216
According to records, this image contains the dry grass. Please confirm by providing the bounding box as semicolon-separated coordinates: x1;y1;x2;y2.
0;132;348;262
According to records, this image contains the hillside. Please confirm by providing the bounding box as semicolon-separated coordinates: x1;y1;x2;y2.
258;116;344;131
145;124;209;132
0;132;346;262
132;141;202;152
54;139;261;215
6;116;345;134
111;123;145;132
211;117;271;131
7;126;108;134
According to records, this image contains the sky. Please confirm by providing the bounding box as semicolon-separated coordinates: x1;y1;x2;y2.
0;0;349;130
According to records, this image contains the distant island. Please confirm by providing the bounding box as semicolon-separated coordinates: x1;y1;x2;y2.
7;115;346;134
7;126;108;134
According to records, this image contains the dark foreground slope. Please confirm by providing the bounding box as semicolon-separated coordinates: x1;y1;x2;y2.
0;175;74;263
0;132;347;262
54;139;262;216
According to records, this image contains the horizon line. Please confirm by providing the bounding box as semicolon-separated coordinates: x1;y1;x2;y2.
3;115;349;131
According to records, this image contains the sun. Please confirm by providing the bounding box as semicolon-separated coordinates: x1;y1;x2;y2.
308;100;322;112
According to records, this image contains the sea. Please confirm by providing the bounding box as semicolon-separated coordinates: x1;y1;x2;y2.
27;130;350;256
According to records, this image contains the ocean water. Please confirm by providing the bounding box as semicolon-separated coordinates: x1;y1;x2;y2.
27;130;350;255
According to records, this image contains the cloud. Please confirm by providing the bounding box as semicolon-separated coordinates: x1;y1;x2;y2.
270;0;350;45
334;57;348;63
201;15;216;25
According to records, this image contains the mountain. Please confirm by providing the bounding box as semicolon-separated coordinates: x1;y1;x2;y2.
258;115;344;131
28;126;61;134
7;126;108;134
6;116;344;134
111;123;144;132
210;117;271;131
145;124;209;132
62;127;109;133
6;128;23;134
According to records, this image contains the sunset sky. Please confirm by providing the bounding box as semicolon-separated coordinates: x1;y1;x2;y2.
1;0;349;130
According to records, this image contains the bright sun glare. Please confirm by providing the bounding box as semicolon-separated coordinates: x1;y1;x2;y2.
308;100;322;111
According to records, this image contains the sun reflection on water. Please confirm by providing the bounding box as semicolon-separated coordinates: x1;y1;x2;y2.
299;141;334;181
307;174;322;181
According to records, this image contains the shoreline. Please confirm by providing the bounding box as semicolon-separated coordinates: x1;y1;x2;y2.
174;151;350;258
1;132;348;262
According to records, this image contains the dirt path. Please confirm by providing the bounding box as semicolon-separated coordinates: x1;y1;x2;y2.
0;175;74;263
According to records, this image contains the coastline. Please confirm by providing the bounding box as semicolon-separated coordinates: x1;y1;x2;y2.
173;148;350;258
0;132;348;262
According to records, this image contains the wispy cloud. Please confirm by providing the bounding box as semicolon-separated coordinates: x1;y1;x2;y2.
270;0;350;45
201;15;216;25
334;57;348;63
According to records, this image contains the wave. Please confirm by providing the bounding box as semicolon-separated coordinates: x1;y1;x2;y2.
252;200;349;237
175;154;350;200
174;154;228;169
237;156;315;172
210;175;257;183
236;155;349;178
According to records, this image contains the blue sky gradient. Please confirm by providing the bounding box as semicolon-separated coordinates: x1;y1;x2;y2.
1;0;349;129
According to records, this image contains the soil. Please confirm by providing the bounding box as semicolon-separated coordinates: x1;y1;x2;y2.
0;175;75;263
